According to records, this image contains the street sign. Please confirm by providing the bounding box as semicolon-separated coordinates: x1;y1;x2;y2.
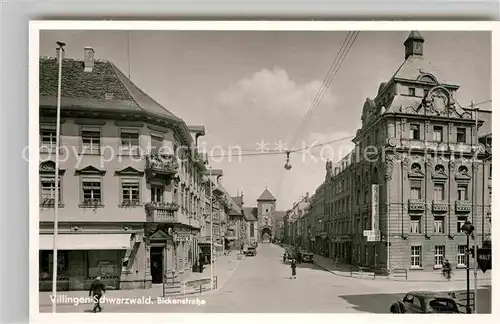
363;230;373;236
366;231;381;242
477;248;492;273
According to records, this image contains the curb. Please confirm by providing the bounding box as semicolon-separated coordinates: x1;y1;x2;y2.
199;257;243;296
314;261;492;282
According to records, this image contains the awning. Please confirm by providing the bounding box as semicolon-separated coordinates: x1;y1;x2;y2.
39;234;132;250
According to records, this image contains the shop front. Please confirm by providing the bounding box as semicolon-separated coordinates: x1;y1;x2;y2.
39;233;131;291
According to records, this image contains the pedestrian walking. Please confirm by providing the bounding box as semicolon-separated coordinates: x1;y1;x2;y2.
89;275;106;313
291;259;297;279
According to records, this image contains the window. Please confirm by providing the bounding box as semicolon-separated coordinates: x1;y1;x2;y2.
489;164;492;179
434;216;445;233
40;127;56;151
81;128;101;154
457;245;467;266
121;179;140;204
434;245;445;266
423;89;429;97
410;216;421;233
120;129;140;154
82;178;101;204
457;216;468;233
408;87;415;96
151;135;163;151
433;183;445;201
433;126;443;142
410;181;422;199
151;186;163;203
40;176;61;205
457;128;466;143
457;184;468;201
411;246;422;267
410;124;420;140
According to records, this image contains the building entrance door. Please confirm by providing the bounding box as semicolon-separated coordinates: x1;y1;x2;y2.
150;246;164;284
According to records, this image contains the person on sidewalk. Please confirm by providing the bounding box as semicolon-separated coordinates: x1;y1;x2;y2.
291;259;297;279
89;275;106;313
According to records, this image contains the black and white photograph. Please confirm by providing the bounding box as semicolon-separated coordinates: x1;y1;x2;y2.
31;22;493;316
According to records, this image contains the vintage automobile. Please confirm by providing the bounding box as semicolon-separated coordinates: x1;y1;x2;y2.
246;247;257;256
302;252;314;263
390;291;461;314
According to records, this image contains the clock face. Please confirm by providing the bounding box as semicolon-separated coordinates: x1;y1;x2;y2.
413;43;421;52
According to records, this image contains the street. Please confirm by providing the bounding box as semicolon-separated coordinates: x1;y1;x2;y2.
40;243;491;313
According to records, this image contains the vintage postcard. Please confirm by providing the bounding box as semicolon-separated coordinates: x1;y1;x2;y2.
29;21;495;320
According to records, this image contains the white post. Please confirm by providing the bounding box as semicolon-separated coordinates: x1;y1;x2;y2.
473;102;478;313
52;41;65;314
209;166;214;290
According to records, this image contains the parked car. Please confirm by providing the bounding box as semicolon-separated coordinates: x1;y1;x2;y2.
390;291;460;314
246;247;257;256
302;252;314;263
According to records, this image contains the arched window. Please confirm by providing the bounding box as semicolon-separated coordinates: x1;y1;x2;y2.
411;163;422;173
419;74;438;84
435;164;445;174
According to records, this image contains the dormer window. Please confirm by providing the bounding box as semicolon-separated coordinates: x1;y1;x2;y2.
408;87;416;96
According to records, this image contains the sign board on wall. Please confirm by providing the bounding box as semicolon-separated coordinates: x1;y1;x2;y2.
371;184;380;233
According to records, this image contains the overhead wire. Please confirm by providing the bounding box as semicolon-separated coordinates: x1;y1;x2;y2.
290;31;360;150
206;134;354;158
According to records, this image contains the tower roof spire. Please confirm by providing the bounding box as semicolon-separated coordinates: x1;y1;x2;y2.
404;31;425;60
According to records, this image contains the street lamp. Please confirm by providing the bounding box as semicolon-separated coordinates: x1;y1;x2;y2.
461;220;475;314
284;150;292;170
52;40;66;314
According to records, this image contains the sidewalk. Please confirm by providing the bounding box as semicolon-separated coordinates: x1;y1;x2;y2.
39;253;243;307
182;252;242;290
313;254;492;282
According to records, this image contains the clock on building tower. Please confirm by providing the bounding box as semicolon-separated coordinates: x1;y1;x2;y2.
404;30;424;59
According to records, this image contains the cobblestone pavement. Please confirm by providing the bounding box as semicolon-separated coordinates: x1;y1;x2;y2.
39;244;491;313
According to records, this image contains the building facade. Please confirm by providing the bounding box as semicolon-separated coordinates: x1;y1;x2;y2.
284;31;492;272
38;48;234;290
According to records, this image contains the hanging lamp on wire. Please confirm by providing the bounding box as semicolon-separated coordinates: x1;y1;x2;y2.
284;150;292;170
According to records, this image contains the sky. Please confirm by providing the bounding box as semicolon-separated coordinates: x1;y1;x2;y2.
39;30;492;210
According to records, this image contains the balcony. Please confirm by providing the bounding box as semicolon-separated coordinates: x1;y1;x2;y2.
191;149;207;170
145;202;179;223
432;200;448;212
144;152;179;181
408;199;425;212
455;200;472;213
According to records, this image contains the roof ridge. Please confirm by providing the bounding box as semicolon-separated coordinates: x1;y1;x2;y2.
109;62;181;121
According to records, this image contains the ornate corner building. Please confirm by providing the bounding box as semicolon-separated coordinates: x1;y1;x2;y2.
287;31;492;272
38;48;235;290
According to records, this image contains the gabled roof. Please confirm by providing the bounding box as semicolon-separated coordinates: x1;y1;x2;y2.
231;196;243;207
271;211;286;221
243;207;258;221
257;188;276;201
392;55;451;85
40;58;178;119
39;57;194;145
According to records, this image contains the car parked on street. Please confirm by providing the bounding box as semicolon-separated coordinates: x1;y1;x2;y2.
390;291;460;314
246;247;257;256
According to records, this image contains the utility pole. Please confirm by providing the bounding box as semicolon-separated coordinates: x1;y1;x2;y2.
52;41;65;314
472;100;479;313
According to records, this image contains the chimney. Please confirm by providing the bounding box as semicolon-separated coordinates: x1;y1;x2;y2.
56;47;65;61
84;46;95;72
